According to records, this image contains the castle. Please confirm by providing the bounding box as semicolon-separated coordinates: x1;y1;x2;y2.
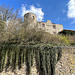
24;13;63;34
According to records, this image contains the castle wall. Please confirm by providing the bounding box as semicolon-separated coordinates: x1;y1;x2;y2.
24;13;63;34
56;24;63;33
37;20;63;34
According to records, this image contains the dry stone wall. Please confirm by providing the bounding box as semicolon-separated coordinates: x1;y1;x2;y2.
55;48;75;75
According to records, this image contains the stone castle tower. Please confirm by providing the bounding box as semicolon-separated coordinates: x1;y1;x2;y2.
24;13;37;28
24;13;63;34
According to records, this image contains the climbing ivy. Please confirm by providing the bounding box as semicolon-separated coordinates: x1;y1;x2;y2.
0;44;62;75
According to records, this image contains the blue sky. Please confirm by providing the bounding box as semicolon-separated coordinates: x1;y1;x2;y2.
0;0;75;30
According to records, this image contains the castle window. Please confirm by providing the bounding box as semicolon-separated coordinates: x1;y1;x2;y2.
33;16;35;19
53;25;56;29
42;23;45;27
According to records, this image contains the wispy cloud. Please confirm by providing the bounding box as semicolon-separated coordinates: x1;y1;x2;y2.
67;0;75;18
62;9;66;13
71;19;75;24
21;4;44;21
37;4;40;7
56;17;60;21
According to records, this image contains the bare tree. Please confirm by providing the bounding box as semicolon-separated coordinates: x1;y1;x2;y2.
0;5;22;43
0;5;19;21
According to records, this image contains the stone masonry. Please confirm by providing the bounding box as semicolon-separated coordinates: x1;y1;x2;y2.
55;48;75;75
24;13;63;34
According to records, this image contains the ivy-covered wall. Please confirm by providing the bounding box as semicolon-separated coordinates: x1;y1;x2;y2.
0;44;62;75
0;44;75;75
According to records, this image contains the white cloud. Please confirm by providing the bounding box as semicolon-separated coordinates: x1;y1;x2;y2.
21;4;44;21
56;17;60;21
37;4;40;7
67;0;75;18
71;19;75;24
62;9;66;13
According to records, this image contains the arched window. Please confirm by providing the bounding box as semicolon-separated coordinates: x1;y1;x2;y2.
42;23;45;27
33;16;35;19
53;25;56;29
